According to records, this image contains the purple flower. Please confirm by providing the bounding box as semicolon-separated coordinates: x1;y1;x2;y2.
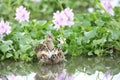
55;69;66;80
15;6;30;23
0;19;11;35
104;70;110;80
53;8;74;30
0;78;2;80
31;0;41;2
55;69;74;80
101;0;114;16
66;75;74;80
53;11;68;30
64;8;74;26
7;75;17;80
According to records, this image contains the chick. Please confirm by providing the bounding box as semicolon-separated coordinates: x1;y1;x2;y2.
51;50;59;64
34;44;47;53
57;47;65;63
34;44;48;60
39;51;52;65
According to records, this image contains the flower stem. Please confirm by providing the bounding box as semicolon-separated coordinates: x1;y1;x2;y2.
55;0;63;10
60;27;64;38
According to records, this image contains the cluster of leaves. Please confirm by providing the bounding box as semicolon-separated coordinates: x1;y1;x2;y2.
50;8;120;57
0;9;120;61
0;20;47;61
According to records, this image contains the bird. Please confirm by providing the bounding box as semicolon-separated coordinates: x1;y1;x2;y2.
44;34;55;51
34;34;65;65
34;38;54;65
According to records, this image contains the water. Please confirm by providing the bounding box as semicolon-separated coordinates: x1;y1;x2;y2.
0;56;120;80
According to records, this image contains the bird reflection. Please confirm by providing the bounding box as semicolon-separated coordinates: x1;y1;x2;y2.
35;63;65;80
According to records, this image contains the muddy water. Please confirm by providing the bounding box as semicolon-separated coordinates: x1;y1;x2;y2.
0;56;120;80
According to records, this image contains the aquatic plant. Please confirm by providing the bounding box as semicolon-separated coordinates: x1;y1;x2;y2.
0;0;120;61
101;0;114;16
0;19;11;37
7;75;17;80
15;6;30;23
53;7;74;30
31;0;41;2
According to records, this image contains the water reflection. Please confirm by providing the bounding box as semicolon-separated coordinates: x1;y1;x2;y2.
0;73;36;80
74;70;120;80
0;56;120;80
0;71;120;80
35;63;74;80
35;63;65;80
55;69;74;80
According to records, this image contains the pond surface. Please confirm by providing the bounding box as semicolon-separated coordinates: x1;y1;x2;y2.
0;56;120;80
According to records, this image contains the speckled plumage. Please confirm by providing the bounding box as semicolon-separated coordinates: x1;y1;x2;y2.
34;35;65;65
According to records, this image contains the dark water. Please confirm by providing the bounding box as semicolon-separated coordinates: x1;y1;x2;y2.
0;56;120;80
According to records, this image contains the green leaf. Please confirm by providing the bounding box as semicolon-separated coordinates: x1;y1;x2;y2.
64;29;73;37
88;51;93;56
82;20;91;27
39;20;47;26
84;30;96;39
95;19;104;27
2;40;13;45
0;44;10;53
94;49;104;56
94;50;100;56
92;37;106;46
20;45;32;53
32;20;47;26
110;29;120;40
29;51;35;57
21;21;30;27
76;37;82;45
6;53;13;58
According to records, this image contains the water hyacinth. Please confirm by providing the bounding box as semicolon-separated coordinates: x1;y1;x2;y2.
31;0;41;2
7;75;17;80
55;69;74;80
53;8;74;30
101;0;114;16
104;71;111;80
15;6;30;23
6;73;36;80
0;19;11;36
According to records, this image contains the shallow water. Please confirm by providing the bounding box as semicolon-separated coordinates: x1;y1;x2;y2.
0;56;120;80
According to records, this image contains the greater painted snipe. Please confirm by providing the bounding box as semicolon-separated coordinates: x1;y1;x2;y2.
34;34;65;65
